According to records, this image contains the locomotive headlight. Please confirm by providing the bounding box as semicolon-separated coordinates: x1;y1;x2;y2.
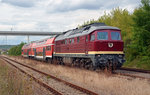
118;54;123;58
97;55;101;57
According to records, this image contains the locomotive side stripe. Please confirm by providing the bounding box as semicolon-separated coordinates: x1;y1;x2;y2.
54;51;124;55
54;52;85;54
88;51;124;54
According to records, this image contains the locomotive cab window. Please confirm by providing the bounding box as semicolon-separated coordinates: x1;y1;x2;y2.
111;32;121;40
90;34;95;41
97;32;108;40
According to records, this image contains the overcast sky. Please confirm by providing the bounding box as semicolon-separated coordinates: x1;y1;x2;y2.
0;0;141;45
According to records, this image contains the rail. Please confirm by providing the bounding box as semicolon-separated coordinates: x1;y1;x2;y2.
1;56;98;95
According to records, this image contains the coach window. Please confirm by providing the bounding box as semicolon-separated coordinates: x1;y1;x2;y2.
90;34;95;41
77;37;80;43
46;46;51;51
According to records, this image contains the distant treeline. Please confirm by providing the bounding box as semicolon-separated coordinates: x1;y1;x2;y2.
0;45;16;50
80;0;150;70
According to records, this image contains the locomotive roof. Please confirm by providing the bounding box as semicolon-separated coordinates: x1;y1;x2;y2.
55;23;120;41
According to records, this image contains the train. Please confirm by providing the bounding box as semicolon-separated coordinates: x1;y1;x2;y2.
22;23;125;71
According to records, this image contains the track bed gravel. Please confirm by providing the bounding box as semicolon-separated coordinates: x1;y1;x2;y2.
3;57;88;95
5;56;150;95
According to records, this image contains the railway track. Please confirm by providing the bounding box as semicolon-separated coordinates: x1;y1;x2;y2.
0;56;98;95
114;67;150;80
119;67;150;74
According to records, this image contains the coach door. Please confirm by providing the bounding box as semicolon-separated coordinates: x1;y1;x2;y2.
34;48;36;57
43;47;46;59
27;49;29;57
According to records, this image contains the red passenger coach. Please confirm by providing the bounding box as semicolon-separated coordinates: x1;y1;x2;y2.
33;37;55;61
22;43;33;57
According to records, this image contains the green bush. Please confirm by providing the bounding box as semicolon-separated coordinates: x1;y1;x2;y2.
8;42;25;56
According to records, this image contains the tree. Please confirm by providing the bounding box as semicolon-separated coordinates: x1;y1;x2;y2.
80;8;134;46
98;8;134;45
8;42;25;56
131;0;150;56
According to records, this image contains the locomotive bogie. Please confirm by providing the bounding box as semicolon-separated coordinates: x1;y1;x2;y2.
94;54;125;69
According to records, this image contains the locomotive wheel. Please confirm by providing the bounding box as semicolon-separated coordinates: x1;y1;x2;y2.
108;65;113;73
89;63;96;71
104;62;113;73
81;63;85;68
80;61;85;68
85;64;90;69
90;65;96;71
71;60;75;67
112;62;117;71
59;62;64;65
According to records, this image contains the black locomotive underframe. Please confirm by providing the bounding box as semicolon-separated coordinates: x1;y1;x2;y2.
94;54;125;68
53;53;125;69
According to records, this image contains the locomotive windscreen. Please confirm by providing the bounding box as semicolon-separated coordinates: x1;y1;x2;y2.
97;32;108;40
111;32;121;40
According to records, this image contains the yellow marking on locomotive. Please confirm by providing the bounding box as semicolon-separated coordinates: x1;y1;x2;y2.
88;51;124;54
54;53;85;54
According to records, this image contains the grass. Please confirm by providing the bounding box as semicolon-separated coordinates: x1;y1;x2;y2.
13;56;150;95
123;56;150;70
0;59;33;95
41;65;150;95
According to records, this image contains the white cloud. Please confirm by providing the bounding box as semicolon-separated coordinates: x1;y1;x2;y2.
1;0;37;7
0;0;141;45
47;0;101;13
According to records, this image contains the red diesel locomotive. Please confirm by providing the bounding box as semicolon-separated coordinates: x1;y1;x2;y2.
22;23;125;70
